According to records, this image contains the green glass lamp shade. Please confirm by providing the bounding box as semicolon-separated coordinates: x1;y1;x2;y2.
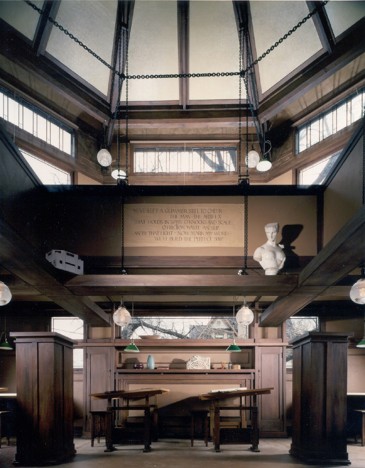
0;336;12;351
356;338;365;348
124;341;140;353
226;340;241;352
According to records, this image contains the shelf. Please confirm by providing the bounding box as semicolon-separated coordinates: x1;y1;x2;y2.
116;369;255;374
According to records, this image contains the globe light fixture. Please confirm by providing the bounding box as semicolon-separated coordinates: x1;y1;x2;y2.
350;268;365;305
0;281;12;306
111;168;127;181
236;299;254;326
97;148;112;167
113;301;131;327
246;146;260;169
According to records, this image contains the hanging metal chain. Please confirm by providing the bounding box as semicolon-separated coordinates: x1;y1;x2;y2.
24;0;328;81
124;26;129;181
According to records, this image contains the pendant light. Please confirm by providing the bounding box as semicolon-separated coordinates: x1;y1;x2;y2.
113;300;131;327
124;301;139;353
236;297;254;326
97;121;112;167
0;281;12;306
0;317;12;351
350;267;365;305
256;140;272;172
357;313;365;348
226;304;241;352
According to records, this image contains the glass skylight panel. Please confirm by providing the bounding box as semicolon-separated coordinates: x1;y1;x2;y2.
325;1;365;38
0;0;42;40
251;1;322;94
125;0;179;102
46;0;117;96
189;1;239;101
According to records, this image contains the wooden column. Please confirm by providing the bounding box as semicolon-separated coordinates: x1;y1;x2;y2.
11;332;75;465
290;332;350;465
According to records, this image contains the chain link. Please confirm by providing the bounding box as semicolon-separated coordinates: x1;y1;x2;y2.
24;0;328;81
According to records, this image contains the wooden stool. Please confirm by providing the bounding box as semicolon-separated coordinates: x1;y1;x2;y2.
90;411;109;446
191;410;209;447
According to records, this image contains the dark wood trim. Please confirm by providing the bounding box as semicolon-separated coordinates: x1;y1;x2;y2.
307;1;335;54
33;0;61;56
177;0;189;109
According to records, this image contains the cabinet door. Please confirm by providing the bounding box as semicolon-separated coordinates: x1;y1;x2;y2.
256;346;286;436
84;347;114;432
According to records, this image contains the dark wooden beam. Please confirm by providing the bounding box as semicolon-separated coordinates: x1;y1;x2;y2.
33;0;61;56
260;204;365;327
177;0;189;109
307;1;335;54
66;273;298;296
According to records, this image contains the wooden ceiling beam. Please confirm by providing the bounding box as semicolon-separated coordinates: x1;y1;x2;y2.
0;219;109;326
66;273;298;296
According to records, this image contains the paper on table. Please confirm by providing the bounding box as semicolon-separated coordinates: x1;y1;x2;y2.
209;387;247;393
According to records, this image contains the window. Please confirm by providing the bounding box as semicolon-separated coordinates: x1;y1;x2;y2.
298;151;341;185
297;88;365;153
134;146;237;174
0;87;74;156
20;149;71;185
117;316;250;340
286;316;319;368
51;317;84;369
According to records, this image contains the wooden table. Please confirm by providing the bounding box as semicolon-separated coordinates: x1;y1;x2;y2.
91;388;169;452
199;387;273;452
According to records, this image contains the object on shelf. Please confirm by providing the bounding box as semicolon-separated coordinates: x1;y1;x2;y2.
147;354;155;370
186;355;211;370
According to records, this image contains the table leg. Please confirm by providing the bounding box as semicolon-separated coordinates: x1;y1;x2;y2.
361;412;365;447
104;410;116;452
213;404;221;452
250;406;260;452
143;406;152;452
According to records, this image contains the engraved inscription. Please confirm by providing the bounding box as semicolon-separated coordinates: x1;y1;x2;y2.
125;203;244;247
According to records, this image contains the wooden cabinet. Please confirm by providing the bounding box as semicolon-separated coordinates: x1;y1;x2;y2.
11;332;75;465
290;332;350;465
84;345;114;433
256;346;286;436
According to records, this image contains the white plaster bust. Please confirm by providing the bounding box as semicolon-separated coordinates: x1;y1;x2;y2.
253;222;285;275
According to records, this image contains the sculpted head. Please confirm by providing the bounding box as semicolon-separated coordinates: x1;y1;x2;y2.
264;222;279;242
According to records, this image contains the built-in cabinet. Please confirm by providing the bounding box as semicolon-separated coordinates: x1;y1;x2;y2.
83;339;287;438
11;332;75;466
290;332;350;465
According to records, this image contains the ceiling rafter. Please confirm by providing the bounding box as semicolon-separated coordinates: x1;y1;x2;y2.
177;0;189;109
33;0;61;56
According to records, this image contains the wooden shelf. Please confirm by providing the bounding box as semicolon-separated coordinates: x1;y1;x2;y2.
116;368;255;373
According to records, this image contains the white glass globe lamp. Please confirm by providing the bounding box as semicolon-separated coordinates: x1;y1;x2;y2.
97;148;112;167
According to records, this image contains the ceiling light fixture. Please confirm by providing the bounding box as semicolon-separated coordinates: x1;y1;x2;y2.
256;140;272;172
236;298;254;326
0;281;12;306
246;145;260;169
350;267;365;305
97;121;112;167
0;317;12;351
226;303;242;352
356;313;365;348
124;301;139;352
113;300;131;327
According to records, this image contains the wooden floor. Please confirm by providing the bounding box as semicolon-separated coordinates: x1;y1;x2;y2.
1;438;364;468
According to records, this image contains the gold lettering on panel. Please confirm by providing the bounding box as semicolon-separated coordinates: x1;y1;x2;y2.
125;203;243;248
